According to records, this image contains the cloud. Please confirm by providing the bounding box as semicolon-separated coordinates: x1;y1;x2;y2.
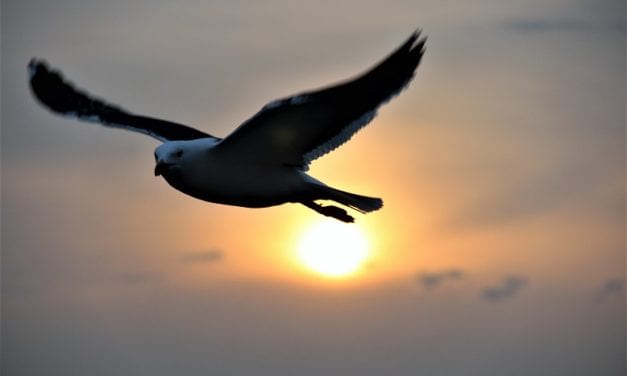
481;276;528;302
416;269;464;290
180;249;224;264
501;11;624;34
119;271;164;285
595;277;624;303
502;18;590;33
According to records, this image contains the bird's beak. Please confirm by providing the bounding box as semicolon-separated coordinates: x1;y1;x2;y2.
154;161;172;176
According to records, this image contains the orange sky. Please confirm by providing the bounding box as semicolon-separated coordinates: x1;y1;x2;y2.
2;0;625;375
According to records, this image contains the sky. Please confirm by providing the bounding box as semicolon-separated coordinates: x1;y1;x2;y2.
1;0;625;375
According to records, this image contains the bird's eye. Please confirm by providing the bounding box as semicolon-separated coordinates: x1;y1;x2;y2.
174;150;183;158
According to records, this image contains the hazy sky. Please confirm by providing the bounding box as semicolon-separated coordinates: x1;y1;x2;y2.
2;0;625;375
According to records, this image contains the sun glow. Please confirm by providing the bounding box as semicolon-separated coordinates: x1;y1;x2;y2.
296;219;370;278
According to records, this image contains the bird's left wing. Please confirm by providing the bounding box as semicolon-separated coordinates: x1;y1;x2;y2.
214;31;426;170
29;59;218;143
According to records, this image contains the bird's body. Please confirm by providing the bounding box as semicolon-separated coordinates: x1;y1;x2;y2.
29;31;426;222
155;138;315;208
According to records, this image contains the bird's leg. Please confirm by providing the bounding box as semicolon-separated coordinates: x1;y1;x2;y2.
301;201;355;223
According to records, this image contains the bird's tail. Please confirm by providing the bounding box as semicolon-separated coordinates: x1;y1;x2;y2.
301;183;383;223
326;187;383;214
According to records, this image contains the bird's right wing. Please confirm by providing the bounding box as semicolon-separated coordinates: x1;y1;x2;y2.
28;59;218;143
214;31;425;170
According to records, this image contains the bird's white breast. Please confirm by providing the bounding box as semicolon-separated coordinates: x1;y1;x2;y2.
162;141;309;207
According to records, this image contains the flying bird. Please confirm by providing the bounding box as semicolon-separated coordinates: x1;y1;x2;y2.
29;31;426;223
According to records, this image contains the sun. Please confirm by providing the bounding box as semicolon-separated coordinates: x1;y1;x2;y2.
296;219;370;278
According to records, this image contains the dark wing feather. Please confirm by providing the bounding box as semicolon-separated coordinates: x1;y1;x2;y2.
214;31;426;169
28;59;217;143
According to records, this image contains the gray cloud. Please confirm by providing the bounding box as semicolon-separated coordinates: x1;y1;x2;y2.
482;276;528;302
119;271;164;285
503;18;590;33
595;277;625;303
449;161;606;230
501;16;624;34
180;249;224;264
417;269;464;290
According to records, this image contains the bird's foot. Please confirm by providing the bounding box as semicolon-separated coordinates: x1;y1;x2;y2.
319;205;354;223
302;201;355;223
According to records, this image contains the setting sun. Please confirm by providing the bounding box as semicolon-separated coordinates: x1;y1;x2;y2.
296;219;370;278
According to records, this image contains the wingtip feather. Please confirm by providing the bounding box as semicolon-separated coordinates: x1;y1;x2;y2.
28;58;49;79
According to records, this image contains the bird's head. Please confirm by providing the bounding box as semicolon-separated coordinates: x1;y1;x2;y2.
153;138;218;177
154;141;188;177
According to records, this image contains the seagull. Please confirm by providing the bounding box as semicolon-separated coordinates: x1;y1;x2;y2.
29;31;426;223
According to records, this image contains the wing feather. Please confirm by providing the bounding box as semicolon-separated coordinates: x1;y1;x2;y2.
28;59;217;143
215;31;426;169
